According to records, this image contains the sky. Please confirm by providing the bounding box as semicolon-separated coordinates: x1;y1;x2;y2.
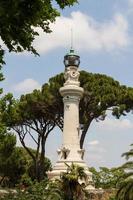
1;0;133;169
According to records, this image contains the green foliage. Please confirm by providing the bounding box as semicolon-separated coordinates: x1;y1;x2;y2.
59;163;88;200
42;71;133;148
116;144;133;200
26;157;52;181
109;197;117;200
0;0;77;124
16;147;52;184
0;125;51;187
1;71;133;183
0;91;53;181
0;133;51;187
0;127;26;187
45;180;65;200
79;71;133;120
1;180;49;200
56;0;78;9
0;0;77;65
41;163;89;200
89;167;125;189
61;163;87;183
1;164;88;200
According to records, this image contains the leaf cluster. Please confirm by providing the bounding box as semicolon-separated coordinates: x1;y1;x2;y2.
116;144;133;200
0;89;56;127
1;71;133;149
41;71;133;148
1;164;88;200
0;128;27;187
42;71;133;126
0;91;54;181
80;71;133;122
0;0;77;101
89;167;125;189
0;0;77;65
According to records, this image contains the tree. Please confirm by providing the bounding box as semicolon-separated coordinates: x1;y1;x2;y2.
0;0;77;63
89;167;125;189
42;71;133;148
17;147;51;186
60;163;88;200
116;144;133;200
0;91;54;181
46;163;89;200
0;48;5;98
0;75;64;180
1;180;49;200
0;124;51;187
1;71;133;181
0;125;26;187
0;1;78;104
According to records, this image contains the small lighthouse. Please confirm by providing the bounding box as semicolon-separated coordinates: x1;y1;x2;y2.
49;49;94;189
60;48;84;162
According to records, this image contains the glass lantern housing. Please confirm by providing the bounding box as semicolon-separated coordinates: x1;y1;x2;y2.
64;49;80;68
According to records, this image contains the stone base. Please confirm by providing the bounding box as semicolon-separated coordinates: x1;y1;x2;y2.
48;159;95;190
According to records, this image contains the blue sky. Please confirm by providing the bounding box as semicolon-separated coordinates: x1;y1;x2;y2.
1;0;133;169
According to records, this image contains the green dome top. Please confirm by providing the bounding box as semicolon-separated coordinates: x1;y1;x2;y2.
67;48;78;56
67;48;75;55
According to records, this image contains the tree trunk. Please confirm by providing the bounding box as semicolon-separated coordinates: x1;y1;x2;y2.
0;176;5;185
35;159;39;181
80;121;92;149
38;134;46;181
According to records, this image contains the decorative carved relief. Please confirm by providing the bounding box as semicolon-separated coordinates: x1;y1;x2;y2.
65;104;70;110
78;149;85;160
61;147;70;159
57;147;70;160
64;66;80;84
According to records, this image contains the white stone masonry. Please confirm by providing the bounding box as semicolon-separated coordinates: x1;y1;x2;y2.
59;65;84;161
48;63;94;190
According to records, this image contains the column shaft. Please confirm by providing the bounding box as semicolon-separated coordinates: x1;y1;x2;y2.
63;97;80;149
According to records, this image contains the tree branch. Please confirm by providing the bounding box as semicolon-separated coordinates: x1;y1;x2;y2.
80;120;92;149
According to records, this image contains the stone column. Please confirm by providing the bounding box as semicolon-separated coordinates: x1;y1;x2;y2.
48;50;94;190
59;65;84;161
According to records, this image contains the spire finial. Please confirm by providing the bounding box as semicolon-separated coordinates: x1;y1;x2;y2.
71;28;73;50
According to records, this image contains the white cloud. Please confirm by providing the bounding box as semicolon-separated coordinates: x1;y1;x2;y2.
13;78;41;93
97;118;133;131
88;140;99;146
34;11;129;53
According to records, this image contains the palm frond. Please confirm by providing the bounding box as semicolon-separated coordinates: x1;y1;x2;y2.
122;161;133;170
124;181;133;200
117;180;133;200
122;150;133;160
122;172;133;180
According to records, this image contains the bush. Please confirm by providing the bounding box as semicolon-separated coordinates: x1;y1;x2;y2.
1;180;48;200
